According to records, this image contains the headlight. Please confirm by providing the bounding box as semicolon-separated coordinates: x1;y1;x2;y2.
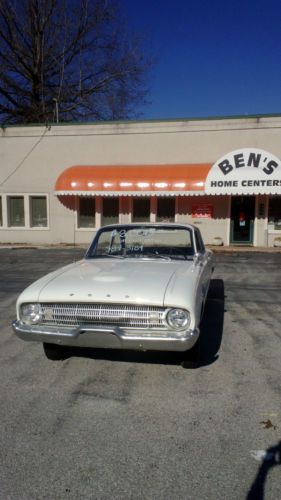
166;308;190;330
20;303;43;325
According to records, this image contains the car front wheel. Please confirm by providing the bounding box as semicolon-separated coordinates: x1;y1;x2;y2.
43;343;67;361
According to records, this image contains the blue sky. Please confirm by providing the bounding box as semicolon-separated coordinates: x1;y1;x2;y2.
123;0;281;120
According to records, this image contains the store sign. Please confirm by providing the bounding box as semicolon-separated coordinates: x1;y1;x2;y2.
192;204;213;218
205;148;281;195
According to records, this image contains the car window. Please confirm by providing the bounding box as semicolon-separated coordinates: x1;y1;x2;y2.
195;229;205;253
87;226;195;260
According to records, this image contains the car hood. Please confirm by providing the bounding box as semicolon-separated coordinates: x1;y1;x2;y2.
21;258;195;307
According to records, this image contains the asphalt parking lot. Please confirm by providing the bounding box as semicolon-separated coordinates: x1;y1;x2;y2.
0;248;280;500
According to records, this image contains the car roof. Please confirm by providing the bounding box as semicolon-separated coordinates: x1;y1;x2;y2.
98;223;197;230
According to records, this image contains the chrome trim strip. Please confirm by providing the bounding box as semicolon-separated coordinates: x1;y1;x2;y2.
12;320;200;352
39;303;167;329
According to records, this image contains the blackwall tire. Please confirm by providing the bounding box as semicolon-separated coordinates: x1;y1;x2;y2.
43;343;66;361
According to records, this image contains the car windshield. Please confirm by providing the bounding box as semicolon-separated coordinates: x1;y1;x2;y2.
87;226;194;260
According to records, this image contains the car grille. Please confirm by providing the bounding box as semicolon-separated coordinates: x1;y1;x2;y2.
40;303;167;329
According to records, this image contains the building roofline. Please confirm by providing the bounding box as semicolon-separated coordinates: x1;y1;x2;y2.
2;112;281;129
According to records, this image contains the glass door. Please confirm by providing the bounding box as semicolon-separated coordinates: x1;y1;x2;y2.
230;196;255;244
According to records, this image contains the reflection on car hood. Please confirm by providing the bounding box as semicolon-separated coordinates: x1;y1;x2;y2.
32;258;194;306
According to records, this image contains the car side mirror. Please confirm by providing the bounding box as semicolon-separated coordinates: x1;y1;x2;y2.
194;252;203;265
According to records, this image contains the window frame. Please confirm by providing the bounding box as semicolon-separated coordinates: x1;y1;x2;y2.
156;197;176;223
29;195;48;228
194;228;206;254
0;193;49;230
76;196;96;230
101;196;120;227
268;195;281;231
132;197;151;223
7;195;25;228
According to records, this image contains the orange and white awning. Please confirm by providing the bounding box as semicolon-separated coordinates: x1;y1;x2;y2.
55;164;212;196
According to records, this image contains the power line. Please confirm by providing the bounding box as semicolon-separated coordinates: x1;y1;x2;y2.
0;125;50;187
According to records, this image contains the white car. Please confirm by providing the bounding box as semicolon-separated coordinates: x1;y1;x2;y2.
13;224;214;367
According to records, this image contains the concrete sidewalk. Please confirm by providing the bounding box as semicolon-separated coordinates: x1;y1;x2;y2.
208;244;281;253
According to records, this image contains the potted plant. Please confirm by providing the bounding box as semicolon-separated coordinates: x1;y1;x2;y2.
273;236;281;247
212;236;224;246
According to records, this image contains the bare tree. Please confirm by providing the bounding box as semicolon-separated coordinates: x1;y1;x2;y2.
0;0;151;124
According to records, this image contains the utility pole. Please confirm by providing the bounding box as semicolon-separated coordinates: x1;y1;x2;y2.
53;98;59;123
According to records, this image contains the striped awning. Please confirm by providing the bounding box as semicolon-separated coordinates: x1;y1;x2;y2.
55;164;212;196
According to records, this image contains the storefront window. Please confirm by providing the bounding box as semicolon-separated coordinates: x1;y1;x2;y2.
156;197;175;222
102;197;119;226
78;197;95;228
7;196;24;227
30;196;47;227
132;198;150;222
268;196;281;230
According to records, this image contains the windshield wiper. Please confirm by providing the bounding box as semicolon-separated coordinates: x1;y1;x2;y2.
170;254;194;261
144;251;171;261
91;254;125;259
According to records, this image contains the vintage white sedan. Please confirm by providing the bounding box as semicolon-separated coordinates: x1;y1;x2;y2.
13;224;214;367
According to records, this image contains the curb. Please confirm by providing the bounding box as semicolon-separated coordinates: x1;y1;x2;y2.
0;244;280;253
207;245;281;253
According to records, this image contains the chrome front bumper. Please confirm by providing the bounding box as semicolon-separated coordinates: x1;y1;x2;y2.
12;321;200;352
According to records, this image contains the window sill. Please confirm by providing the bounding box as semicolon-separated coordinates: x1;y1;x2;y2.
0;226;50;231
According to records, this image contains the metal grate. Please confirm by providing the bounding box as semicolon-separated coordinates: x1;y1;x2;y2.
40;303;167;329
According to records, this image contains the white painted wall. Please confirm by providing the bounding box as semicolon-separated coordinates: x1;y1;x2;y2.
1;116;281;245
